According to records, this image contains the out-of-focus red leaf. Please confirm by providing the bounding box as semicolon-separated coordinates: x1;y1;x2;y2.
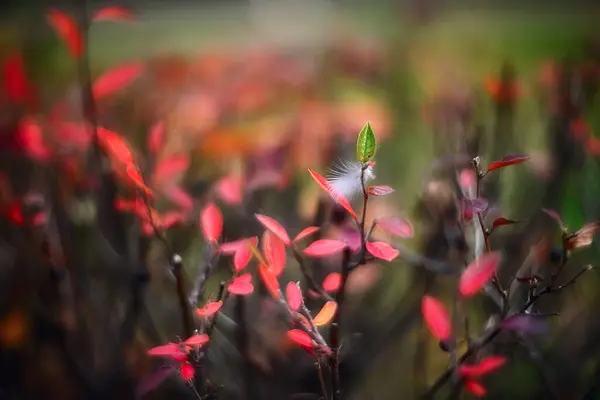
255;213;291;245
293;226;320;242
307;168;357;220
262;230;286;276
147;121;165;154
200;202;222;243
542;208;566;230
459;251;502;298
567;222;600;250
421;295;451;341
147;343;185;358
313;301;337;327
286;282;303;311
219;238;248;255
367;185;395;196
92;6;133;22
152;154;189;187
322;272;342;293
366;241;399;262
376;216;414;238
214;175;243;206
228;273;254;296
258;263;281;300
234;237;258;272
463;380;486;398
500;314;549;335
459;355;507;378
183;334;209;349
486;154;530;173
162;185;193;211
179;363;195;381
287;329;313;348
303;239;347;258
491;217;519;231
195;300;222;318
124;164;153;197
2;51;34;105
97;127;134;165
458;169;476;189
46;9;83;58
55;122;93;152
93;62;144;99
17;117;52;162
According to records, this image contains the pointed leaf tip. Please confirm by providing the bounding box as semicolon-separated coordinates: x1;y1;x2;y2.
366;241;399;262
255;214;291;245
356;121;377;163
487;154;530;173
459;251;502;297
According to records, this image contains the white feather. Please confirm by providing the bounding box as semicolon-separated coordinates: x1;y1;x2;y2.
326;159;375;200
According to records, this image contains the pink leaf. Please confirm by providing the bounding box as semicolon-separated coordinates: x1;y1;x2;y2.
234;237;258;272
287;329;313;348
219;238;248;255
487;154;530;173
152;154;190;187
459;252;502;298
465;198;489;214
184;334;209;349
162;185;194;211
255;214;291;245
458;169;476;189
228;273;254;296
293;226;320;242
307;168;357;220
147;121;165;154
147;343;185;359
92;6;133;22
303;240;347;258
200;203;222;243
93;62;144;99
286;282;303;311
421;295;451;341
376;216;414;238
262;230;286;276
322;272;342;293
179;363;195;381
367;185;395;196
195;300;223;318
214;175;243;206
463;380;486;398
459;355;507;378
366;241;399;262
46;9;83;59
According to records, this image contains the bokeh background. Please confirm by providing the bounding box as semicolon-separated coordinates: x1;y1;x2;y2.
1;1;600;399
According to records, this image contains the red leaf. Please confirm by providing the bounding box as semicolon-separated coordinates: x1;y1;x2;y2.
366;241;399;262
179;363;195;381
93;62;144;99
152;154;190;187
46;9;83;58
262;230;286;276
322;272;342;293
200;203;222;243
313;301;337;327
307;168;357;220
463;380;486;398
542;208;566;230
97;127;135;165
286;282;303;311
486;154;530;173
255;214;291;245
17;117;52;162
287;329;313;348
195;301;223;318
228;273;254;296
124;164;153;197
219;238;248;255
421;295;451;341
491;217;519;231
92;6;133;22
293;226;320;242
214;175;243;206
303;240;347;258
234;237;258;272
376;216;414;238
184;334;209;349
459;355;507;378
2;51;34;105
162;185;193;211
258;263;281;300
459;252;502;298
367;185;395;196
147;121;165;154
147;343;185;358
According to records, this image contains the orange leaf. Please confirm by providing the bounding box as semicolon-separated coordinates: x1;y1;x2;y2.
93;62;144;99
255;213;291;245
262;230;286;276
258;263;281;300
307;168;357;220
313;301;337;327
46;9;83;59
92;6;133;22
200;202;223;243
366;241;399;262
459;252;502;298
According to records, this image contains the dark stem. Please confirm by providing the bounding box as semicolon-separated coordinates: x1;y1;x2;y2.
172;255;194;337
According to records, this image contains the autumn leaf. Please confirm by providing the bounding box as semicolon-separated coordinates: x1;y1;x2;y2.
491;217;520;231
376;216;414;238
46;9;83;59
486;154;530;173
286;282;303;311
322;272;342;293
262;230;286;276
147;343;186;359
307;168;357;220
179;363;195;381
293;226;320;242
195;301;223;318
97;127;135;165
92;6;133;22
234;237;258;272
463;380;486;398
184;334;209;349
366;241;399;262
258;263;281;300
152;154;190;187
459;355;507;379
421;295;451;341
459;252;502;298
367;185;395;196
313;301;337;327
255;214;291;245
147;121;165;153
200;203;223;243
303;240;347;258
2;51;34;106
93;62;144;99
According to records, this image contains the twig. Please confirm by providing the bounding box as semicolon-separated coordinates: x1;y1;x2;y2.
330;246;351;400
291;246;335;302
